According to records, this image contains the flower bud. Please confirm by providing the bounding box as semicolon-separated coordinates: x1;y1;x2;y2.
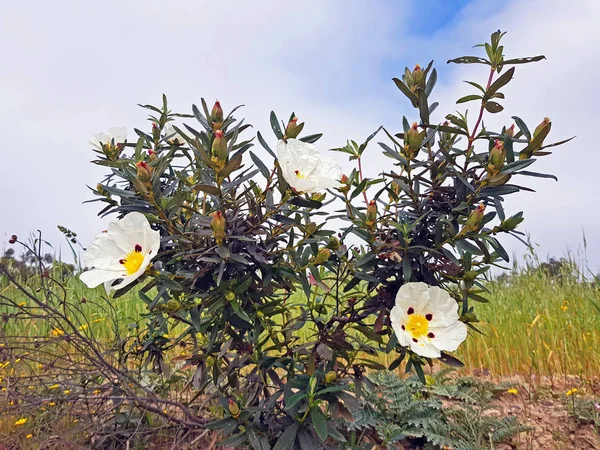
152;122;160;141
136;161;152;183
338;174;351;194
96;184;108;196
166;299;181;312
325;371;337;383
505;124;515;138
412;64;424;87
314;248;331;265
148;149;157;162
285;116;304;139
211;100;224;124
487;140;506;175
211;130;228;167
366;200;377;228
327;236;341;251
228;398;240;419
533;117;551;139
405;122;425;155
225;291;235;302
210;211;226;246
305;222;317;236
8;235;17;244
463;204;485;232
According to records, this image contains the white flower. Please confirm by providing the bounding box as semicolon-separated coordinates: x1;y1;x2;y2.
277;139;342;193
80;213;160;294
390;282;467;358
164;124;188;146
89;127;128;151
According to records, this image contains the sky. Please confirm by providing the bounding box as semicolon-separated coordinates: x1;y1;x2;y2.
1;0;599;274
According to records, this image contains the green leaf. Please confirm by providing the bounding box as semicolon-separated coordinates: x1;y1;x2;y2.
193;184;220;195
501;55;546;66
249;151;271;179
439;352;465;367
311;408;328;442
285;392;307;409
288;197;323;209
447;56;490;65
425;68;437;97
272;423;299;450
392;77;419;107
483;67;514;102
299;134;323;144
511;116;531;141
257;131;276;158
456;94;482;104
500;158;535;175
270;111;284;139
484;101;504;113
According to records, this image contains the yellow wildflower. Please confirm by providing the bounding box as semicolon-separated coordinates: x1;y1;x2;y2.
26;434;33;439
73;419;79;423
92;389;101;395
49;402;56;407
93;318;106;323
507;388;518;395
28;386;34;390
51;328;65;337
63;389;71;395
561;300;568;312
48;384;60;390
14;417;27;426
17;302;26;307
566;388;578;396
78;324;88;331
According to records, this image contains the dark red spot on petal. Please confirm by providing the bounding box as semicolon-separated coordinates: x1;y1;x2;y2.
401;324;405;330
427;332;435;338
135;244;142;252
425;314;433;321
119;259;126;265
412;338;418;343
407;307;414;315
148;250;152;254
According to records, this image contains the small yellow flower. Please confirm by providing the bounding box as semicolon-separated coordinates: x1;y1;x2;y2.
72;418;79;423
14;417;27;426
26;434;33;439
507;388;518;395
78;324;88;331
17;302;26;307
51;328;65;337
38;363;44;370
9;400;14;405
561;301;568;312
63;389;71;395
49;402;56;407
48;384;60;390
92;389;101;395
28;385;34;390
566;388;578;396
93;318;106;323
15;358;21;363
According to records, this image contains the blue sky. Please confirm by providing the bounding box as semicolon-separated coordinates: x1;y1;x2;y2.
1;0;599;273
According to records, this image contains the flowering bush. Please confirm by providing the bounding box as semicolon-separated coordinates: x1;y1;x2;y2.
81;31;570;448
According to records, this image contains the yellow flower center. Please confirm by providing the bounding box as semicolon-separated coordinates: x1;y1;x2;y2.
406;314;429;339
294;170;307;179
120;246;145;275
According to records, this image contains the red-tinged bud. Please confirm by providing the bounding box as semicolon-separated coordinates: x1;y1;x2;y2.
533;117;551;139
463;204;485;232
338;174;351;194
211;100;224;124
487;140;506;175
210;211;226;245
505;124;515;138
228;398;240;418
412;64;424;87
285;116;305;139
314;248;331;265
211;129;228;166
405;122;425;155
148;149;157;162
327;236;341;251
136;161;152;182
9;235;17;244
152;123;160;141
366;200;377;228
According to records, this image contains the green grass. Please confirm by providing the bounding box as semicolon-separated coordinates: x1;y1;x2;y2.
2;261;599;379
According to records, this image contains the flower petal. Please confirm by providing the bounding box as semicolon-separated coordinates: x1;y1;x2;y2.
395;282;430;313
409;339;441;358
429;320;467;352
80;268;123;289
82;231;126;270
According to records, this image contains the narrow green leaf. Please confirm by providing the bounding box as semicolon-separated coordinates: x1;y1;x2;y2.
311;408;328;442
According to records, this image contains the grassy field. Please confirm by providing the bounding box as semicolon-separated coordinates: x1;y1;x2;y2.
2;260;599;380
